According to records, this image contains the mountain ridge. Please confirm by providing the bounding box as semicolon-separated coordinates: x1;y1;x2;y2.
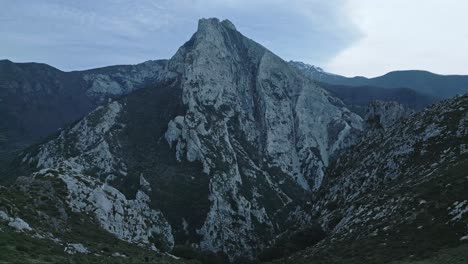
0;57;168;157
290;61;468;98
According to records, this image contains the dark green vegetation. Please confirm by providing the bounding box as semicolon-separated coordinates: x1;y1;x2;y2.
258;224;326;262
276;161;468;264
172;246;230;264
0;227;195;264
391;244;468;264
115;79;212;244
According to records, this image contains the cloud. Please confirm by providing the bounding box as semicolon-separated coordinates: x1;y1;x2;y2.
0;0;359;71
325;0;468;77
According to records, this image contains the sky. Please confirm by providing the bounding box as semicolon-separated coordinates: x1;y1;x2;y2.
0;0;467;77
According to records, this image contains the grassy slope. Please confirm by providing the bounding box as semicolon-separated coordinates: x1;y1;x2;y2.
391;244;468;264
0;226;198;264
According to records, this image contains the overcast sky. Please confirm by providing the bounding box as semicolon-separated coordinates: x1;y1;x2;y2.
1;0;467;77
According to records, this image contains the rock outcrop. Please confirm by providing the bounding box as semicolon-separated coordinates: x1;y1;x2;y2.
364;100;413;130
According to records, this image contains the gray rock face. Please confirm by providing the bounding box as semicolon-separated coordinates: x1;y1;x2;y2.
164;18;362;257
167;18;362;189
364;100;413;130
82;60;169;102
0;210;32;232
54;168;174;250
17;18;363;260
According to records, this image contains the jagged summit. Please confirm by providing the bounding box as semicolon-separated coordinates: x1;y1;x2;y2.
192;17;240;43
197;17;237;31
174;17;264;63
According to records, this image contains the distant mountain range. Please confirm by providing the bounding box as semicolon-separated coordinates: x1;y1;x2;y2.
319;83;438;117
290;61;468;99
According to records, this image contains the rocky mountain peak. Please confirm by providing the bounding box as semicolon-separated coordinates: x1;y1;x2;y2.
197;18;237;31
9;18;363;260
189;17;241;51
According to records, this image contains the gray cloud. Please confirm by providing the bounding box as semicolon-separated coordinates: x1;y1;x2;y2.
0;0;360;71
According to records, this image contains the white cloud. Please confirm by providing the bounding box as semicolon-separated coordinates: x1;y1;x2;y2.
326;0;468;77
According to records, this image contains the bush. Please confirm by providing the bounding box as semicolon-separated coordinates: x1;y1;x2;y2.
258;224;326;261
15;245;29;252
172;245;199;260
172;245;230;264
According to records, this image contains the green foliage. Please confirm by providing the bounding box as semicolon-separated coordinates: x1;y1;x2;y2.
0;225;196;264
150;232;171;253
172;245;229;264
390;244;468;264
258;224;326;262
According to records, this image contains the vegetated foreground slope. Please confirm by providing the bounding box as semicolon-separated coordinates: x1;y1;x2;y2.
274;94;468;264
0;175;196;264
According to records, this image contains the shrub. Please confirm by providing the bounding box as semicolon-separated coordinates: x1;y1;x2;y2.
172;245;230;264
258;224;326;261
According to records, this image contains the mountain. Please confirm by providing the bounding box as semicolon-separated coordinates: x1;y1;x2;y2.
0;59;167;158
2;17;467;264
2;18;363;261
274;94;468;263
290;61;468;99
320;83;438;117
2;37;459;158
